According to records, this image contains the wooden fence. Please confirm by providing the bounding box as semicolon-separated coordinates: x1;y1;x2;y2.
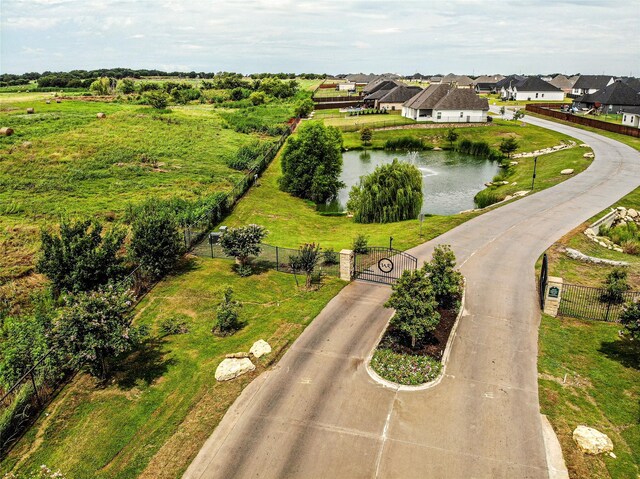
525;104;640;138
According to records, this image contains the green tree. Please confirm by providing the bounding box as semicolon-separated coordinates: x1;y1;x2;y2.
116;78;136;94
360;127;373;146
289;243;320;289
144;90;170;109
279;121;344;203
620;300;640;341
513;109;525;121
248;91;266;105
352;234;369;254
130;209;183;280
219;224;268;272
444;128;458;148
55;287;147;379
384;268;440;349
89;77;112;95
499;137;519;158
230;87;249;101
347;159;423;223
37;219;126;296
600;267;630;305
499;106;506;116
295;98;314;118
423;245;463;309
214;287;241;335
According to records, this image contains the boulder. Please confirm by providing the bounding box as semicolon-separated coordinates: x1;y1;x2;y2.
215;358;255;381
561;169;574;175
26;108;34;114
433;147;442;151
628;208;638;218
583;152;594;158
580;143;590;147
573;426;613;455
96;112;106;119
250;339;272;358
509;161;518;166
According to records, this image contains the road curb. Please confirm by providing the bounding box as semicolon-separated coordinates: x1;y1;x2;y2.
541;414;570;479
364;280;466;392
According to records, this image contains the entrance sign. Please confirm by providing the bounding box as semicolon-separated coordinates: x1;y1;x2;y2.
378;258;394;274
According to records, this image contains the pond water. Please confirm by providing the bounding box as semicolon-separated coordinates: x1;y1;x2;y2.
323;149;501;216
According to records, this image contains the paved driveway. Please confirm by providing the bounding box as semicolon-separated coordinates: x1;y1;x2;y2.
185;116;640;479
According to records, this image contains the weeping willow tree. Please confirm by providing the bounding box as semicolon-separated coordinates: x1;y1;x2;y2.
346;159;423;224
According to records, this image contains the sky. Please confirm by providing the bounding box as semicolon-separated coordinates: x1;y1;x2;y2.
1;0;639;76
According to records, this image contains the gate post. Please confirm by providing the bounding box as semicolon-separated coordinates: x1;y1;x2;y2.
543;276;563;317
339;249;354;282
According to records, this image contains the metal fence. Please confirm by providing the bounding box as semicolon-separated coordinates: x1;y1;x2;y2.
558;283;640;322
195;242;341;278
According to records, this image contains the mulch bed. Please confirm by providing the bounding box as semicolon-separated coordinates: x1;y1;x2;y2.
378;306;458;360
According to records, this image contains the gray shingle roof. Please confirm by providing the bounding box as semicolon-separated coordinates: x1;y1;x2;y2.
581;81;640;107
403;84;488;111
513;77;562;92
378;85;423;103
549;74;576;90
572;75;614;90
403;84;452;109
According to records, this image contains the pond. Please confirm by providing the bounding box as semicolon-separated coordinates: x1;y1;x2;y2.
322;149;501;216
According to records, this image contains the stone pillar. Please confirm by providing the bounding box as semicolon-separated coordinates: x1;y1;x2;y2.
543;276;563;317
339;249;354;282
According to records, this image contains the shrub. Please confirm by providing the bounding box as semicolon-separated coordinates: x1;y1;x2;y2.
220;224;268;272
620;300;640;340
279;121;344;203
384;136;425;151
37;219;126;296
226;140;274;171
295;98;314;118
621;239;640;255
370;349;442;385
144;90;170;109
499;137;519;158
599;267;630;305
384;268;440;349
159;316;189;335
352;234;369;254
444;128;458;148
214;287;241;335
130;208;184;280
423;245;463;309
347;159;422;223
474;188;507;209
322;248;339;265
248;91;266;106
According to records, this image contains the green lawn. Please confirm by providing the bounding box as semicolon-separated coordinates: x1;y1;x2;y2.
480;93;570;107
0;257;345;478
538;315;639;479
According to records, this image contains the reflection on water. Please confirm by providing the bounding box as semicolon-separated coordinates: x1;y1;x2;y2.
321;149;501;216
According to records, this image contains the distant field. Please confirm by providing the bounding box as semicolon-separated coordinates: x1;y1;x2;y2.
0;92;299;311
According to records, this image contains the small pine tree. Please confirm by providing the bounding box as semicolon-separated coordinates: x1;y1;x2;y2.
360;127;373;146
352;234;369;254
620;301;640;341
499;137;519;158
600;267;630;305
215;287;241;335
423;245;463;309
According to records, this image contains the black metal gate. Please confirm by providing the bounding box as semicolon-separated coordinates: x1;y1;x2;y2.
353;247;418;285
539;253;548;309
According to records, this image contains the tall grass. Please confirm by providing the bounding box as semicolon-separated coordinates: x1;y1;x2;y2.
456;139;503;161
384;136;431;151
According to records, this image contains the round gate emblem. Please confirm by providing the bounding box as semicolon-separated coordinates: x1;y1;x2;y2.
378;258;394;274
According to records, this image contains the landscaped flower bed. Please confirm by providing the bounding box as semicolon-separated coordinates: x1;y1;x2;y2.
371;348;441;385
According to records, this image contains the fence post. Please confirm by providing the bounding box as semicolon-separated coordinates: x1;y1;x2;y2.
340;249;354;281
276;246;279;272
543;276;564;317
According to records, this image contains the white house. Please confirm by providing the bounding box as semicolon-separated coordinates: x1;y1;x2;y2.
500;77;564;101
402;84;489;123
337;82;356;92
621;107;640;128
571;75;614;96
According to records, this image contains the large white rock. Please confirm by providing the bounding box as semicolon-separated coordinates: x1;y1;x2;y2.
561;169;574;175
628;208;638;218
250;339;272;358
215;358;255;381
573;426;613;455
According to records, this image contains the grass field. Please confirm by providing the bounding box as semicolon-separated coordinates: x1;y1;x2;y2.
538;315;639;479
0;93;298;312
0;257;344;478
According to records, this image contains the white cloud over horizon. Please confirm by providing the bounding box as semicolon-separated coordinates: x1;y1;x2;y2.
1;0;638;75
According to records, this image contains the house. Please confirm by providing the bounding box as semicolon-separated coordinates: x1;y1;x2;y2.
495;74;526;92
441;73;474;88
621;106;640;128
362;78;401;95
377;85;423;110
337;82;356;92
571;75;614;96
402;84;489;122
574;80;640;112
548;74;577;95
621;77;640;93
429;76;443;84
473;75;504;94
345;73;378;86
500;77;564;101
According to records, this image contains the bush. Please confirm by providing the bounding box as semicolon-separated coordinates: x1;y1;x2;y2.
347;159;422;224
474;188;507;209
621;239;640;255
37;219;126;296
294;98;314;118
214;287;241;335
384;136;425;151
599;267;630;305
130;208;184;280
279;121;344;203
144;90;170;109
352;234;369;254
384;268;440;349
370;349;441;385
159;315;189;335
322;248;339;265
226;140;274;171
423;245;463;309
620;300;640;340
248;91;266;106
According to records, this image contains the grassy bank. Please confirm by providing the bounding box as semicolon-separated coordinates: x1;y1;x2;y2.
538;314;639;479
0;257;344;478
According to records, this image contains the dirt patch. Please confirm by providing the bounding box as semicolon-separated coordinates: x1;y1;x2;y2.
378;305;458;360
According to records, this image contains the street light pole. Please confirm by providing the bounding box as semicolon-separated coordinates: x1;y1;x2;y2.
389;236;394;251
531;156;538;191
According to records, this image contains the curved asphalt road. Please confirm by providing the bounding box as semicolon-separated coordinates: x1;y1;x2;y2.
185;116;640;478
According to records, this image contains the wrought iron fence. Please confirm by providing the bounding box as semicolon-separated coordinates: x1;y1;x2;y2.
558;283;640;322
197;242;340;278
